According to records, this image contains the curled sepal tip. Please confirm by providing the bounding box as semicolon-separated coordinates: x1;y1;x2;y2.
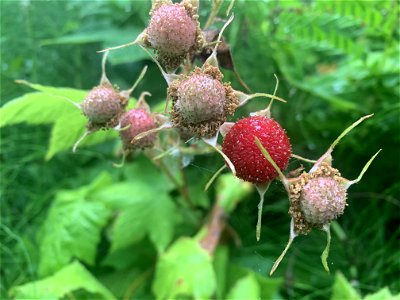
237;91;287;109
203;133;236;176
113;152;127;168
220;122;235;138
330;114;374;152
311;114;374;172
132;122;173;142
250;74;286;118
255;182;271;242
138;45;179;86
97;31;146;53
205;165;226;191
270;218;297;276
291;153;317;164
205;14;234;68
113;122;131;132
136;91;152;111
52;94;82;110
321;224;331;273
120;65;148;100
99;51;111;86
254;74;280;117
226;0;235;16
72;130;91;153
344;149;382;189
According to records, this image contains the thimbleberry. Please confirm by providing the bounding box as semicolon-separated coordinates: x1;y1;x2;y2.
222;116;292;184
119;108;157;151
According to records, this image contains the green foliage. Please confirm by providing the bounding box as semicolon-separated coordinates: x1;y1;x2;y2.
10;261;115;299
216;174;253;213
1;0;399;299
226;273;260;299
100;183;179;253
331;272;362;300
227;265;283;300
153;237;216;299
331;272;400;300
364;288;400;300
38;173;113;276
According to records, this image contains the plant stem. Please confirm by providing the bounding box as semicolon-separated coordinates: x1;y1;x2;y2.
180;158;193;208
123;268;153;300
204;0;223;29
200;203;226;255
150;154;194;209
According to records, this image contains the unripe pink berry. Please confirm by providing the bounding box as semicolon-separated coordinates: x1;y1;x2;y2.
119;109;157;150
81;85;123;125
176;74;226;123
147;4;197;57
300;176;347;225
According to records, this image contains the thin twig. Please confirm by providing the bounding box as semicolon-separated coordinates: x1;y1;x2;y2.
123;268;153;300
200;203;226;255
180;156;194;208
150;153;194;209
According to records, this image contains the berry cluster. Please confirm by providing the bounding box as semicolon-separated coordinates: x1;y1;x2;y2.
70;0;380;274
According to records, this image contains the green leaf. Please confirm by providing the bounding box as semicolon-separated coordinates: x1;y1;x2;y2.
122;155;175;192
41;29;125;46
41;28;149;65
153;237;216;300
98;268;149;300
45;113;117;160
39;173;113;276
226;274;261;299
188;180;210;208
213;246;229;300
364;287;400;300
216;174;253;213
331;272;361;300
104;184;179;253
227;265;283;300
0;90;84;127
10;261;115;300
101;239;157;270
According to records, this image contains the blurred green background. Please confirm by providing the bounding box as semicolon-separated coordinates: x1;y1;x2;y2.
1;0;399;299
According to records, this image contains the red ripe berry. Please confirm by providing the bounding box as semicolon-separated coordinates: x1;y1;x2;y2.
222;116;291;184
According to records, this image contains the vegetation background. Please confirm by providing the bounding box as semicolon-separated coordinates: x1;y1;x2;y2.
1;0;399;299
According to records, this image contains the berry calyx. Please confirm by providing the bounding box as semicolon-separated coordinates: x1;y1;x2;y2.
222;116;292;184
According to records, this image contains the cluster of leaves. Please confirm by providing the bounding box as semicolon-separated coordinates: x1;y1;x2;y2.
1;0;399;299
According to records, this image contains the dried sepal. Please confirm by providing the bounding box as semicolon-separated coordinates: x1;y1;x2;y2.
270;218;297;276
255;182;271;242
255;114;380;274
